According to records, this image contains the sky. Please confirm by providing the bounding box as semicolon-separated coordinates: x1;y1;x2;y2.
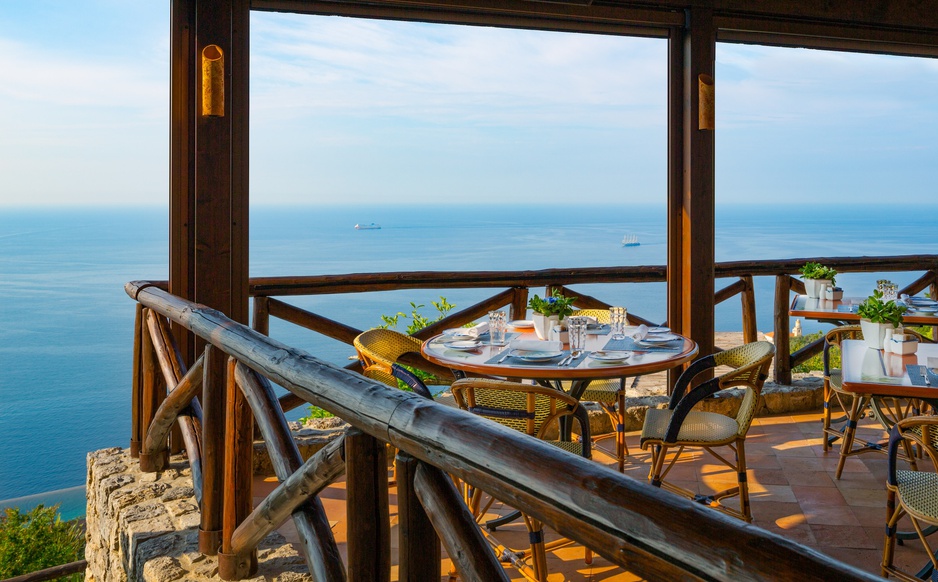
1;2;937;207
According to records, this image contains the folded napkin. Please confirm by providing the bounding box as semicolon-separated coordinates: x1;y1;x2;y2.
631;324;649;341
509;339;562;352
929;357;938;371
465;322;489;337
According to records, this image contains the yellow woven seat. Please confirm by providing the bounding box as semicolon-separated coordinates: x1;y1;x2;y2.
353;328;448;398
451;377;591;581
883;416;938;581
639;341;774;522
823;325;932;479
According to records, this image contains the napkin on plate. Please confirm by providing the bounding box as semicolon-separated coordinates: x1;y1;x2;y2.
509;339;562;352
465;322;489;337
631;324;649;341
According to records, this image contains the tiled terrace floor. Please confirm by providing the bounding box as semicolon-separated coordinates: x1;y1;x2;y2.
255;409;935;580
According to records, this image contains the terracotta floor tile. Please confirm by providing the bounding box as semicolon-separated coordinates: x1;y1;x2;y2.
793;484;848;507
838;487;887;508
810;524;877;549
783;470;833;488
803;505;861;526
748;468;790;486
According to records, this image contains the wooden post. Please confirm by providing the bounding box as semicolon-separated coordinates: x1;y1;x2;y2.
741;275;758;344
252;295;269;335
666;25;685;394
139;309;169;472
774;274;792;384
345;429;391;582
511;287;529;323
200;344;224;555
395;453;440;582
681;7;716;363
219;357;256;580
131;303;144;458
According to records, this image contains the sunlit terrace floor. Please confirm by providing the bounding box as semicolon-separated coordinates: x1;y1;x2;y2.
253;409;935;580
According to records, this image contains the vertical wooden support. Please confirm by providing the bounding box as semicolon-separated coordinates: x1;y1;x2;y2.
666;25;685;394
220;357;256;580
131;303;144;458
511;287;529;323
252;296;269;335
345;429;391;582
139;309;169;472
200;344;223;555
396;453;441;582
774;275;792;384
741;275;758;344
681;7;717;362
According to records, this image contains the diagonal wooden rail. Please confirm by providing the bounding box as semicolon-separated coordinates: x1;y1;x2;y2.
126;280;881;582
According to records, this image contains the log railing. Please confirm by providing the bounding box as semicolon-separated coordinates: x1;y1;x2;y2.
126;280;879;581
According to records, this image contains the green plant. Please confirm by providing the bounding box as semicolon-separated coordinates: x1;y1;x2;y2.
799;261;837;286
378;296;456;335
857;290;907;328
298;406;334;422
527;290;577;319
790;331;827;373
0;505;84;581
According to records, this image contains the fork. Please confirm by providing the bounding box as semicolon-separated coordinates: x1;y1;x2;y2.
923;369;931;386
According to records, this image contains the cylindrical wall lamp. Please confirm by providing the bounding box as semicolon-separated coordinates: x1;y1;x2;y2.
201;44;224;117
698;73;714;130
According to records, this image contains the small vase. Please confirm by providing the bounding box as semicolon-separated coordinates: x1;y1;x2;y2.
859;319;895;350
532;314;559;340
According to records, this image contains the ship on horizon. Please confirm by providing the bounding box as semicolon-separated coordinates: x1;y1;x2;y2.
355;222;381;230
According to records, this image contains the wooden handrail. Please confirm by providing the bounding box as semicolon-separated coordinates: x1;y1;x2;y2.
0;560;88;582
126;280;880;581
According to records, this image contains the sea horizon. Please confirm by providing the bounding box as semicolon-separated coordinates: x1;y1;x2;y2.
2;202;936;514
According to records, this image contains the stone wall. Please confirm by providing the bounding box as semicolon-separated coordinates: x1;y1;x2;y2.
84;448;312;582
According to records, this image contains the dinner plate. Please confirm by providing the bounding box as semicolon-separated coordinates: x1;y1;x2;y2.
648;326;670;334
912;306;938;313
443;340;481;351
510;320;534;328
588;350;630;363
509;349;563;362
641;333;680;343
443;329;476;341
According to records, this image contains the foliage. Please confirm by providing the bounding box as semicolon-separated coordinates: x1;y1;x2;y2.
857;290;907;327
527;290;577;319
299;406;334;422
790;331;828;373
0;505;84;581
799;261;837;286
378;297;456;335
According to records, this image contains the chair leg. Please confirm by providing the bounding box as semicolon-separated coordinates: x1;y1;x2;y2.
649;444;668;488
835;395;864;479
882;489;900;578
735;439;752;523
617;389;629;471
822;379;833;452
523;515;549;582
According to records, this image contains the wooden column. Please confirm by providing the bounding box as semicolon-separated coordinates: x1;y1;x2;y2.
666;25;685;392
346;429;391;582
171;0;250;558
774;275;792;384
680;8;716;360
395;453;441;581
200;345;223;555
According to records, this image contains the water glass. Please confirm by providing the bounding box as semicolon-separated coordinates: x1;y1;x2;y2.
877;279;890;294
567;316;588;354
610;307;627;340
488;310;507;345
883;283;899;302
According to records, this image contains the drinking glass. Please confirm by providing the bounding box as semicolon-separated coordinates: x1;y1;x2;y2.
488;310;507;345
610;306;627;340
567;316;588;355
877;279;889;295
883;283;899;302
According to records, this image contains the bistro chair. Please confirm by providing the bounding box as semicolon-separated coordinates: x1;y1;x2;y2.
451;377;591;582
353;328;446;399
882;415;938;582
640;341;774;522
823;325;932;479
566;308;632;471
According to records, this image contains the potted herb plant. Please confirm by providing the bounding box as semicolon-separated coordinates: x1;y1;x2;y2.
857;289;907;349
800;261;838;299
528;290;577;340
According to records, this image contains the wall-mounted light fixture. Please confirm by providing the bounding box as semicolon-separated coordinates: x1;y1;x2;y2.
698;74;714;130
201;44;224;117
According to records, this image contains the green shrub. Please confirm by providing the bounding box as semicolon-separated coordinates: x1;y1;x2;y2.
0;505;84;581
790;331;828;373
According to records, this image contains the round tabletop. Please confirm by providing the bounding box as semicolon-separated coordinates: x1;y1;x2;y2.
421;327;698;381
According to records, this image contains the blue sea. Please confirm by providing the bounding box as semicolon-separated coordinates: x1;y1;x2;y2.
1;203;936;518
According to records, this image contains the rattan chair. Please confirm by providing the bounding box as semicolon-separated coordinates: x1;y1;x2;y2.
640;341;774;522
564;308;632;471
823;325;931;479
451;377;591;582
882;415;938;582
353;328;444;399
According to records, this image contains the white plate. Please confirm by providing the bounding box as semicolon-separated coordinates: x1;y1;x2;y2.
443;329;476;341
509;349;563;362
640;333;680;343
648;326;670;334
588;350;630;363
909;298;938;306
509;320;534;328
911;306;938;313
444;340;481;351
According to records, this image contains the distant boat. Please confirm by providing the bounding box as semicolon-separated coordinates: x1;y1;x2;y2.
355;223;381;230
621;234;640;247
